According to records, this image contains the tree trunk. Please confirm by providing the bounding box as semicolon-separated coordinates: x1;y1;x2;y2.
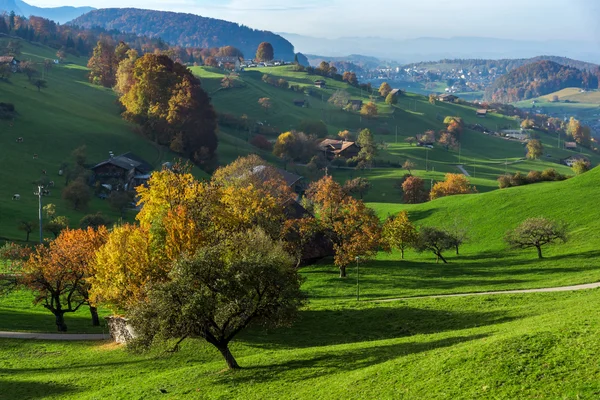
436;252;448;264
339;266;347;278
217;344;240;370
25;232;30;242
455;245;460;255
400;248;405;260
89;306;100;326
536;246;543;259
55;313;67;332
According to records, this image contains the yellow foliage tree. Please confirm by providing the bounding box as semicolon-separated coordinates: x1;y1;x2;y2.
382;211;418;259
430;173;477;200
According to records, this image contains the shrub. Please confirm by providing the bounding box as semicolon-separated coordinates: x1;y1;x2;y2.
509;171;527;187
497;175;512;189
330;157;346;167
250;135;273;151
526;170;542;183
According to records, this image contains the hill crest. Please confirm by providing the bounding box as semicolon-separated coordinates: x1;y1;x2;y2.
70;8;296;61
0;0;94;24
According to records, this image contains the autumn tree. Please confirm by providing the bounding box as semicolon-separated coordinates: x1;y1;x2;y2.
114;49;138;95
402;176;428;204
258;97;272;113
572;159;591;175
521;118;535;130
430;173;476;200
338;130;353;141
439;132;458;150
216;45;244;58
306;176;381;277
62;178;91;210
505;217;568;259
405;137;416;146
20;61;37;81
87;40;116;87
273;131;315;163
127;229;305;370
23;227;108;331
379;82;392;98
256;42;274;62
403;159;416;175
382;211;417;259
360;102;378;119
526;139;544;160
119;54;218;166
413;227;454;264
45;216;69;239
342;71;358;85
343;177;372;199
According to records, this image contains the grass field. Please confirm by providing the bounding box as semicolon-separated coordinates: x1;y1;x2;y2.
513;87;600;123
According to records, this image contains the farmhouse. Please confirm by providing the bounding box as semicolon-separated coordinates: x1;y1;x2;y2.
91;152;153;191
562;154;590;167
319;139;361;160
476;109;488;118
564;142;577;150
0;56;20;73
389;89;402;97
214;56;242;71
314;80;326;88
438;94;458;103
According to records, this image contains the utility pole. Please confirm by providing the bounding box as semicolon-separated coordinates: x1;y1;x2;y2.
395;126;398;143
426;149;429;172
34;185;44;243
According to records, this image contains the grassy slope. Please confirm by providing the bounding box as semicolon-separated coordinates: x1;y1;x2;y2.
3;136;600;399
513;87;600;122
0;39;170;240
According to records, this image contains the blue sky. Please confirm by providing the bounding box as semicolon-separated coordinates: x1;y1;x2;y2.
29;0;599;41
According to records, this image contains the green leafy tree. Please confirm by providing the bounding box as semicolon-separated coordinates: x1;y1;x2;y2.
32;79;47;92
382;211;418;259
62;178;91;210
413;227;454;264
127;229;306;370
572;159;591;175
343;177;372;199
505;217;568;259
385;92;397;105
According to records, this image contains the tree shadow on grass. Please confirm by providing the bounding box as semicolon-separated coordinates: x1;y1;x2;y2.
222;333;488;385
0;309;106;333
0;380;78;400
242;305;517;349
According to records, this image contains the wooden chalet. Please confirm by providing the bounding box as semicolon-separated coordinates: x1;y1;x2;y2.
0;56;20;73
476;109;488;117
438;94;458;103
91;152;153;191
319;139;361;160
314;79;326;88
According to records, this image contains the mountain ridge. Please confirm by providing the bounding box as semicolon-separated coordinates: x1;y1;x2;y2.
0;0;94;24
70;8;297;61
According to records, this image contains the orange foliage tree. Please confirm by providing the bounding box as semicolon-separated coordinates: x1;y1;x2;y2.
306;176;381;277
22;227;108;331
430;173;477;200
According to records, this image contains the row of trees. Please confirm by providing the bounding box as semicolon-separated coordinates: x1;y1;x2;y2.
399;173;477;204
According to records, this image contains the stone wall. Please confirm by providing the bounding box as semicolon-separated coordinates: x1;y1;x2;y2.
105;316;136;344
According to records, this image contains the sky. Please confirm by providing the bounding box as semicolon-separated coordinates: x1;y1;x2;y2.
27;0;600;41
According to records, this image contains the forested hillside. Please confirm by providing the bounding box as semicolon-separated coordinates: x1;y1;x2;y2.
408;56;599;73
70;8;296;60
0;0;93;24
485;60;599;102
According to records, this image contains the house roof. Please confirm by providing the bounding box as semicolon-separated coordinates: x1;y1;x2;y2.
390;89;401;96
0;56;17;63
564;154;589;161
319;139;359;153
91;152;153;173
251;165;303;187
476;109;487;114
564;142;577;148
438;94;457;100
214;56;241;63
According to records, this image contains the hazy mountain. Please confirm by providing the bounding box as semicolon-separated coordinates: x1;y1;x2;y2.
305;54;382;69
280;33;600;64
0;0;94;24
71;8;297;61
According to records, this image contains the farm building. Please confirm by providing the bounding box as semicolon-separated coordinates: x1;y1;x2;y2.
319;139;361;160
562;154;590;167
347;100;363;111
314;80;326;88
564;142;577;150
293;99;307;107
438;94;458;103
476;109;488;118
91;152;153;191
214;56;242;71
0;56;20;73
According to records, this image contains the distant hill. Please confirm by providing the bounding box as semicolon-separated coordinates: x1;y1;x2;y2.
0;0;93;24
305;54;382;70
485;60;599;103
407;56;599;74
70;8;296;61
279;33;600;64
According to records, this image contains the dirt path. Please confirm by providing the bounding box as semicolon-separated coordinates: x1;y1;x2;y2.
456;165;471;176
0;331;109;341
374;281;600;302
